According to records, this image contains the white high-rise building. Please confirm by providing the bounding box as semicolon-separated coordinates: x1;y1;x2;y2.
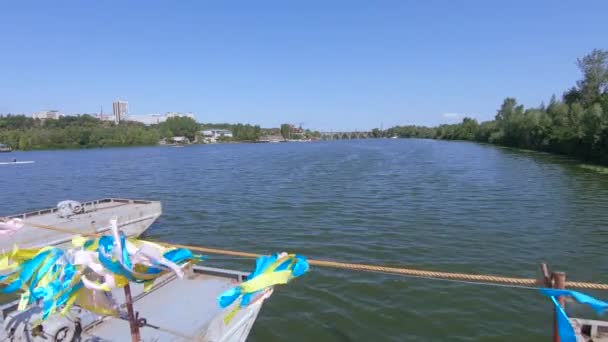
112;100;128;124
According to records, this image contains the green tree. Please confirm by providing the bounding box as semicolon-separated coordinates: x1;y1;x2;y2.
18;135;30;150
280;124;290;139
456;118;478;140
157;117;199;140
375;50;608;164
232;124;261;141
576;49;608;106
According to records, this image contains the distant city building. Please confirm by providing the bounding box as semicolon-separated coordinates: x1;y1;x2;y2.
127;114;168;125
112;100;128;124
33;110;63;120
289;124;305;136
201;129;233;143
126;112;196;126
166;112;195;120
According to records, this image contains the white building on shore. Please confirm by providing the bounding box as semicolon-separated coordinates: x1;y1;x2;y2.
33;110;63;120
126;114;168;125
201;129;233;143
126;112;196;125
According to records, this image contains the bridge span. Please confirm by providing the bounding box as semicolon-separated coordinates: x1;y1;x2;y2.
319;131;374;140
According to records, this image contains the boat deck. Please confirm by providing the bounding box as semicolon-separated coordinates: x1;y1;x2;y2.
570;318;608;341
0;199;269;341
82;266;263;342
0;266;267;342
1;198;162;250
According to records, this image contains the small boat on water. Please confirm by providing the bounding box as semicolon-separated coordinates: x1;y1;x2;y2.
0;198;285;341
0;161;35;165
0;144;11;152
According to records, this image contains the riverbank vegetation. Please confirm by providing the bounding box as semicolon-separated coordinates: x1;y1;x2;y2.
0;115;160;149
0;114;325;149
0;115;264;149
200;123;263;141
383;49;608;165
3;49;607;161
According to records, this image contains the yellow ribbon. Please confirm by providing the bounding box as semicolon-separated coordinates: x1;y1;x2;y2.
239;254;298;293
240;270;293;293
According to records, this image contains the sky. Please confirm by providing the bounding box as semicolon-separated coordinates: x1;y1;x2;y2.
1;1;607;131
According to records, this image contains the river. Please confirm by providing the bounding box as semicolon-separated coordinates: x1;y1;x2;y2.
2;139;608;341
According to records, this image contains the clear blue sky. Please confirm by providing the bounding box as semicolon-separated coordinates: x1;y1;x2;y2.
1;1;607;131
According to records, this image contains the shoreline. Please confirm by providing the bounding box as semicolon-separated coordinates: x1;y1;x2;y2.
6;138;322;152
7;138;608;169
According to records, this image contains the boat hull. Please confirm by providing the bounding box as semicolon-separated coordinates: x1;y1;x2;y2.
0;199;269;342
1;198;162;250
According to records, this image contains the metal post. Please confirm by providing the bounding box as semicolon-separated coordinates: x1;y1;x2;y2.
552;271;566;342
540;263;557;342
124;283;141;342
553;272;566;306
115;217;141;342
540;264;551;286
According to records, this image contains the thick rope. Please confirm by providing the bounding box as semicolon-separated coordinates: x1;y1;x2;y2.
5;218;608;291
171;245;608;290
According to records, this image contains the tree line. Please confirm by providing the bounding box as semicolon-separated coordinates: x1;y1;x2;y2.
0;115;268;149
0;115;160;150
0;114;327;150
3;49;606;160
200;123;263;141
380;49;608;165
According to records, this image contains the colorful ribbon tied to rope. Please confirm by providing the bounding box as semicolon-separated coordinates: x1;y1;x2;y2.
71;219;205;293
218;252;309;323
0;246;82;320
540;288;608;342
0;218;205;321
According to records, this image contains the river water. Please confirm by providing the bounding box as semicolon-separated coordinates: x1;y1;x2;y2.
2;139;608;341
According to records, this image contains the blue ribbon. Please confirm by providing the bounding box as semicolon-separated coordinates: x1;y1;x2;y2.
1;249;53;294
541;288;608;315
539;288;608;342
549;296;577;342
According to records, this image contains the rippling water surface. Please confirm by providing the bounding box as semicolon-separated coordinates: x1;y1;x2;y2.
2;139;608;341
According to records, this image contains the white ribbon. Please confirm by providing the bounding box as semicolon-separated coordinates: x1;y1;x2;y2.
0;218;24;236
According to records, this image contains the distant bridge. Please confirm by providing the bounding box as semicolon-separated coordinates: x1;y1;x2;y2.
319;131;374;140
